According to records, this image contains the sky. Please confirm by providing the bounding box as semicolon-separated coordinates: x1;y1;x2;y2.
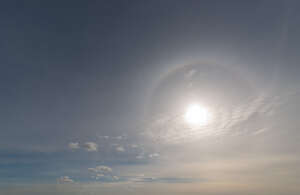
1;0;300;194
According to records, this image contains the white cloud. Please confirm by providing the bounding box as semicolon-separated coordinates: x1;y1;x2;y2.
116;146;125;152
93;173;105;180
131;144;138;148
149;153;159;158
57;176;74;184
112;135;124;140
253;127;269;135
136;154;144;159
68;142;80;149
98;135;109;139
83;142;98;152
185;69;197;78
113;176;119;180
88;165;112;173
88;165;116;181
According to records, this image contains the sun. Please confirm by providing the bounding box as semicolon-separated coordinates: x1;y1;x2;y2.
184;103;211;126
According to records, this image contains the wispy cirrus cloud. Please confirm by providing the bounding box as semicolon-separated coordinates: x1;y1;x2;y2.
142;93;282;145
129;176;201;183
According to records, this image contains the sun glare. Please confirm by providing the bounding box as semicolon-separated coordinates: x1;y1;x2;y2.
184;103;211;126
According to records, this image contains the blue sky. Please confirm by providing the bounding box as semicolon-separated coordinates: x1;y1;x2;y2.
1;0;300;194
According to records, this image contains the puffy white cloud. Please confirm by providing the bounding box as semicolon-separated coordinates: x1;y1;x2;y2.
68;142;80;149
88;165;112;173
116;146;125;152
83;142;98;152
57;176;74;184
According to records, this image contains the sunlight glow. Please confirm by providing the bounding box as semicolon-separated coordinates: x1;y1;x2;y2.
184;103;211;127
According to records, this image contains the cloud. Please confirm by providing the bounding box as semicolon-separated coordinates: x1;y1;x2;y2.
131;144;138;148
113;176;119;180
57;176;74;184
116;146;125;152
68;142;80;149
88;165;112;173
253;127;269;135
88;165;120;182
91;173;105;180
83;142;98;152
98;135;109;139
136;154;144;159
128;175;200;183
185;69;197;79
142;93;281;145
149;153;159;158
112;135;125;140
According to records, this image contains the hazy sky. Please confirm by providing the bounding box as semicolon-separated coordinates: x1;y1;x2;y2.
1;0;300;194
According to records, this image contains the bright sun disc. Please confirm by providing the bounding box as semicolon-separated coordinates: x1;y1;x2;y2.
184;103;211;126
